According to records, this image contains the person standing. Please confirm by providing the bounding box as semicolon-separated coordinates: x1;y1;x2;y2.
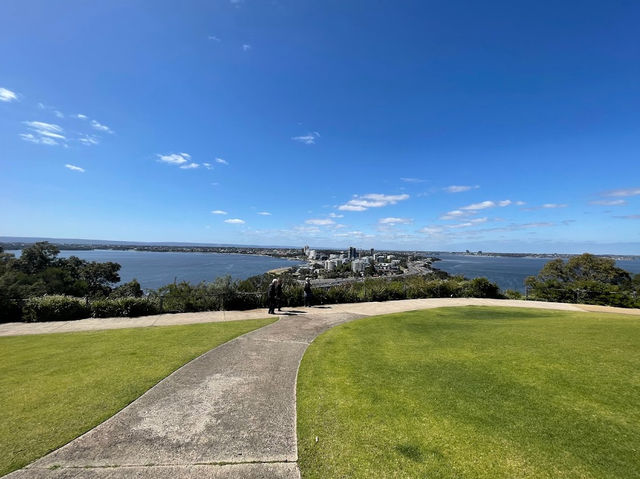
275;278;283;312
303;277;313;307
267;278;278;314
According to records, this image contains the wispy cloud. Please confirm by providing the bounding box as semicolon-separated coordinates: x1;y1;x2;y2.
76;114;88;120
306;218;335;226
158;152;191;165
379;217;413;226
462;200;512;211
328;212;344;218
602;187;640;198
590;199;626;206
400;177;424;184
242;44;252;52
211;210;228;215
338;193;409;212
522;203;568;211
225;218;245;224
65;164;85;173
54;110;64;119
203;162;213;170
614;214;640;220
179;162;199;169
0;87;18;102
208;35;221;42
21;121;66;146
215;157;229;165
444;185;479;193
91;119;114;134
292;131;320;145
79;135;99;146
258;211;272;216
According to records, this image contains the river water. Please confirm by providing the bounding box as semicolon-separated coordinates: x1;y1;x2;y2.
5;250;302;290
5;250;639;293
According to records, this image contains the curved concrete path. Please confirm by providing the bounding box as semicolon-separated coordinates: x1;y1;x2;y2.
6;299;640;478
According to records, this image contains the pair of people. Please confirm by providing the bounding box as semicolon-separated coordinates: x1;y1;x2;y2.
267;278;283;314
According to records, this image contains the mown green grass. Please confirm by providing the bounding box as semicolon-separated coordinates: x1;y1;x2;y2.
0;318;275;477
297;307;640;478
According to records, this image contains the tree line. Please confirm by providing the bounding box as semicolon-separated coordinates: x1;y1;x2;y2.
1;243;638;323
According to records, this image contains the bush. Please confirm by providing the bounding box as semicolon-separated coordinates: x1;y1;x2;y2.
22;295;90;322
91;297;160;318
504;289;523;299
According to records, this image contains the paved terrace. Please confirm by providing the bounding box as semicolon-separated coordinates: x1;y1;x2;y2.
5;299;640;478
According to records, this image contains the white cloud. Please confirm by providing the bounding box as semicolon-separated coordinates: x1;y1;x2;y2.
338;193;409;212
458;199;511;211
328;212;344;218
20;133;58;145
602;187;640;198
258;211;272;216
65;164;85;173
0;87;18;102
76;114;88;120
90;119;114;134
541;203;567;209
225;218;245;224
23;121;63;133
400;177;425;183
211;210;228;215
21;121;66;146
440;210;471;220
215;157;229;165
444;185;479;193
54;110;64;119
79;135;99;146
306;218;335;226
292;132;320;145
158;152;190;165
448;217;489;229
590;199;626;206
615;214;640;219
379;217;413;226
203;163;213;169
242;44;252;51
179;162;199;169
208;35;221;42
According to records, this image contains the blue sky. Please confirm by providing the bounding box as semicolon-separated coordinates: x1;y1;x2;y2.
1;0;639;254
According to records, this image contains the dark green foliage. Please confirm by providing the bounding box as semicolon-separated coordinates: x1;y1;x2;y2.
462;277;501;298
110;279;144;298
504;289;523;299
22;296;90;322
91;297;160;318
526;253;639;307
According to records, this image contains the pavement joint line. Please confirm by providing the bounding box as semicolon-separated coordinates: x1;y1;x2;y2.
250;338;311;345
30;460;297;470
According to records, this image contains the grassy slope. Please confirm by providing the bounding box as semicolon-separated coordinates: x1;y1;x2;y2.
0;318;275;477
297;307;640;479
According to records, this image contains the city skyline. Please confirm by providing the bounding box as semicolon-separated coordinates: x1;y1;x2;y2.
2;1;640;254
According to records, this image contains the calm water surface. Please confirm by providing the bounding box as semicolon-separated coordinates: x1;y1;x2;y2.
435;253;640;292
6;250;639;293
7;250;302;290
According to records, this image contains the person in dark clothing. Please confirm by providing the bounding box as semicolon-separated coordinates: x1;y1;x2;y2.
275;278;283;312
267;278;278;314
303;278;313;307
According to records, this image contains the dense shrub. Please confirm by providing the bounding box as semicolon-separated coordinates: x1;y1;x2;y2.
22;295;90;322
91;297;161;318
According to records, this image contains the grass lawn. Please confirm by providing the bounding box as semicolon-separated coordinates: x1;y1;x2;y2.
297;307;640;478
0;317;275;477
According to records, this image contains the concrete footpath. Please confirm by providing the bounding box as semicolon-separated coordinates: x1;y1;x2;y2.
5;299;640;478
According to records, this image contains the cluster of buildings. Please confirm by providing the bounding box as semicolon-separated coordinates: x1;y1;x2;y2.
300;245;403;277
